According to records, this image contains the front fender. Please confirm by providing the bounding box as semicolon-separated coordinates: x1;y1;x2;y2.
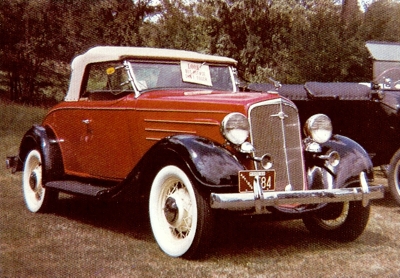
138;135;244;190
321;134;374;188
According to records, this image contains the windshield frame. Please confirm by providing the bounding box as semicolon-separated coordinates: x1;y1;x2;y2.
126;60;239;98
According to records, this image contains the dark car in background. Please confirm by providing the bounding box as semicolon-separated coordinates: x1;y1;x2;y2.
248;41;400;204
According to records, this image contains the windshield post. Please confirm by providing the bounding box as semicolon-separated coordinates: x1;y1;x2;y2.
124;60;141;98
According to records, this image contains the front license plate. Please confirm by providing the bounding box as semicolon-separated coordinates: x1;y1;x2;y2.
239;170;275;192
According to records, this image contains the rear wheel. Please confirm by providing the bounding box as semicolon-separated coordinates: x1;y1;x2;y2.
149;165;213;259
388;148;400;205
22;149;58;213
302;201;370;242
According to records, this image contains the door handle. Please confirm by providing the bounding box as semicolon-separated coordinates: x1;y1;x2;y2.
82;119;92;136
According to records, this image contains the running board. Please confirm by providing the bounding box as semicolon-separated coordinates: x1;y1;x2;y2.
46;180;116;198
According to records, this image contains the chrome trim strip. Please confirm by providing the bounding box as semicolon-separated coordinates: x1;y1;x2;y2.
277;99;292;190
248;97;298;111
146;137;161;141
47;105;133;113
144;119;220;126
138;108;230;114
145;128;197;134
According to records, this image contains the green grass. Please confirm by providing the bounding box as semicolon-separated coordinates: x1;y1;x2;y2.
1;102;48;153
1;104;400;277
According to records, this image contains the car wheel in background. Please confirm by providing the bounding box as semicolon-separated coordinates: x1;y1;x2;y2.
388;148;400;205
302;200;370;242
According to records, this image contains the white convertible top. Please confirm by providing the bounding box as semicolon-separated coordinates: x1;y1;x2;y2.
65;46;237;101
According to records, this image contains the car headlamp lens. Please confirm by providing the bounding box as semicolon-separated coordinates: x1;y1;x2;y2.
221;113;250;145
304;114;332;144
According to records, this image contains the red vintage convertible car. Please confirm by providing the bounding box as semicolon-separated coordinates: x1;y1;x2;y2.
6;46;383;258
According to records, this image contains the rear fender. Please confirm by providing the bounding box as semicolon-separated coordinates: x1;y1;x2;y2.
18;125;64;183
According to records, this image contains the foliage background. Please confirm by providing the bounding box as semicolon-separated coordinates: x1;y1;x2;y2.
1;0;400;105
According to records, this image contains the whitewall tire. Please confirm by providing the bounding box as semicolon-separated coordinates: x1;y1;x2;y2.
149;165;212;258
22;149;56;212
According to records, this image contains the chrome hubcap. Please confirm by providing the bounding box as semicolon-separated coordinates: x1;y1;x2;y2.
29;172;38;190
162;184;192;239
164;197;179;224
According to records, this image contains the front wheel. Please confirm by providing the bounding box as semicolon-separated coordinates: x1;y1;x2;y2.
302;201;370;242
22;149;58;213
388;148;400;205
149;165;213;259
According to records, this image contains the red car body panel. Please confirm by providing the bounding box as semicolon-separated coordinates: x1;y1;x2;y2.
42;90;280;180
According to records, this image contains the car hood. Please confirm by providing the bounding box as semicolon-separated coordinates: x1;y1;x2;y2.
134;90;281;114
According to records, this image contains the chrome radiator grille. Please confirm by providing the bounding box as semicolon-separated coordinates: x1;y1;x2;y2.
248;99;305;191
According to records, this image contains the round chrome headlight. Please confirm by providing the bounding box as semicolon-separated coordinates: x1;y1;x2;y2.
304;114;332;144
221;113;250;145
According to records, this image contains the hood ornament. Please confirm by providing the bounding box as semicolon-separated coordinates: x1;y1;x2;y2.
271;111;288;120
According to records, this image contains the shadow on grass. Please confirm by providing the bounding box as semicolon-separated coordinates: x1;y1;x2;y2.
53;195;153;242
372;192;400;209
211;216;354;259
46;194;391;260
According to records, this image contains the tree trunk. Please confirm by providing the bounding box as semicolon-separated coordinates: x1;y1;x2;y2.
342;0;360;25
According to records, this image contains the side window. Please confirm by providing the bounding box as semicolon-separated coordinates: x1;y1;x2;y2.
83;62;132;100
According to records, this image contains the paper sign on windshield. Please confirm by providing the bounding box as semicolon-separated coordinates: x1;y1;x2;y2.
181;61;212;86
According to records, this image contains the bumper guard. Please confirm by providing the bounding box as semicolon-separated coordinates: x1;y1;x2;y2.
6;156;20;174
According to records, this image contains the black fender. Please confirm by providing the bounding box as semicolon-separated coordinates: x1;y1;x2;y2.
18;125;64;183
321;134;374;189
131;134;244;193
288;134;374;217
274;135;374;215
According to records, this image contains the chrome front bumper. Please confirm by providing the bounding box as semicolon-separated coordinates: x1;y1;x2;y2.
210;172;384;213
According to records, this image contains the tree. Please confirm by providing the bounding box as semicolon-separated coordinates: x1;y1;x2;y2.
342;0;360;25
140;0;210;51
0;0;54;103
83;0;157;47
1;0;400;104
362;0;400;42
0;0;157;104
202;0;304;82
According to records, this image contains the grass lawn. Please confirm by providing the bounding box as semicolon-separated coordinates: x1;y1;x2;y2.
1;103;400;277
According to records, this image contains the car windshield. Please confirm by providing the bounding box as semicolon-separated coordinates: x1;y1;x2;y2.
375;67;400;91
129;61;237;93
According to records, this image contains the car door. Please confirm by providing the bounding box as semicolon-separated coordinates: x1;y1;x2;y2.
48;61;137;180
77;100;136;180
78;62;138;180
